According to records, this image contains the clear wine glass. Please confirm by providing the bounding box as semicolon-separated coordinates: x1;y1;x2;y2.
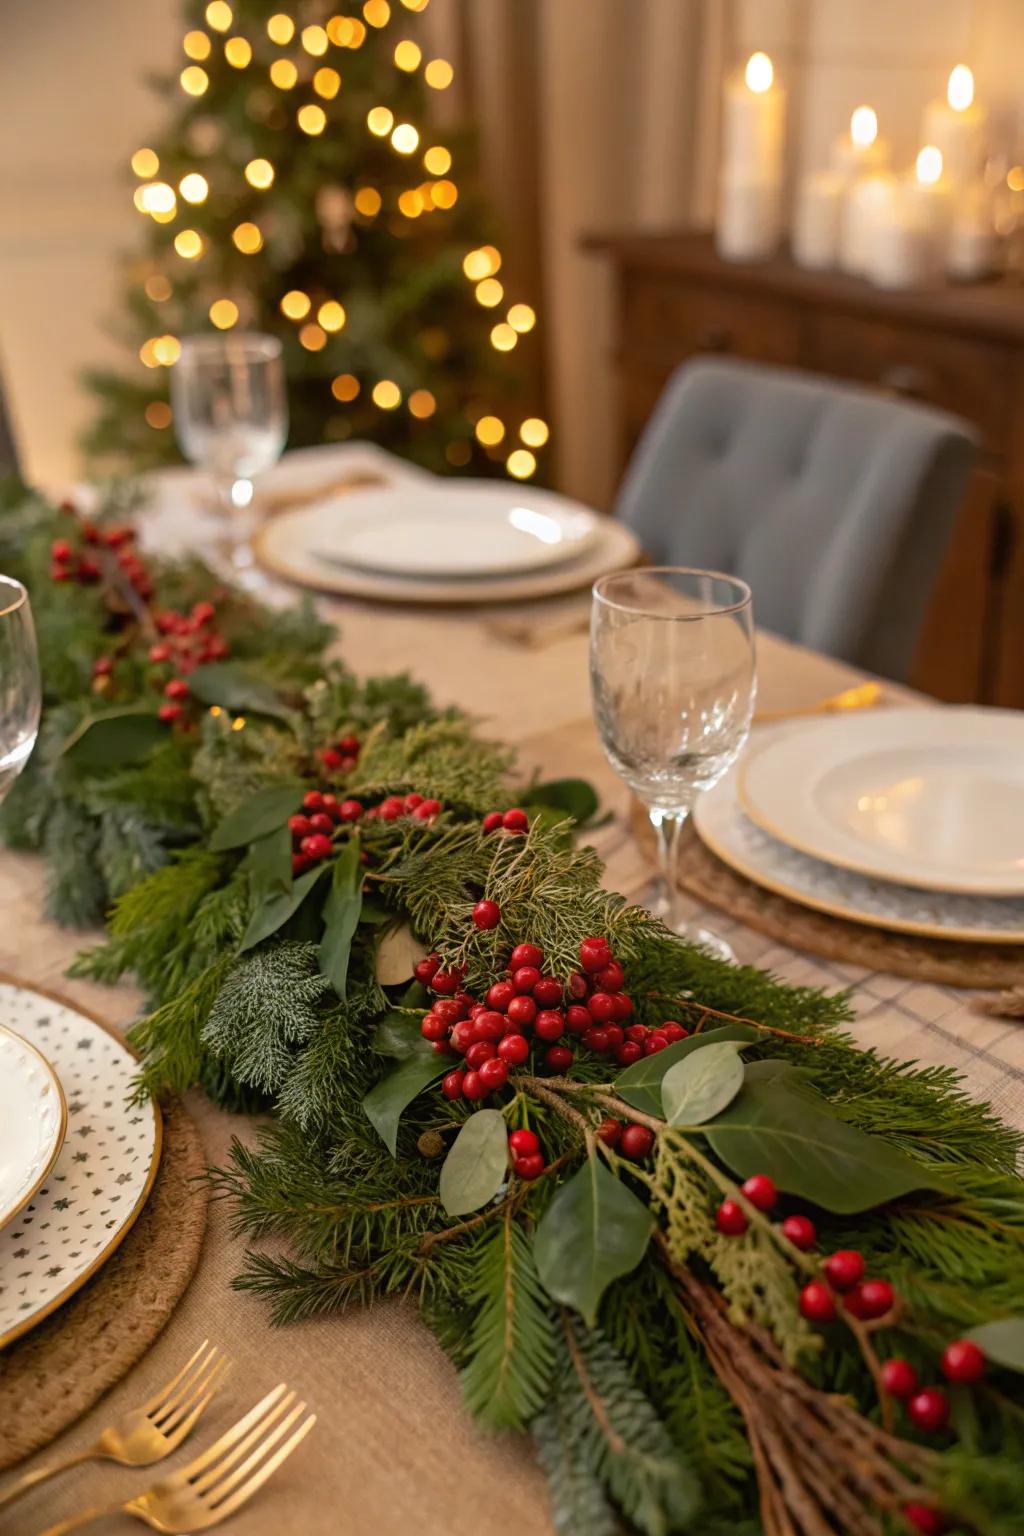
171;332;288;586
0;576;41;804
590;567;756;959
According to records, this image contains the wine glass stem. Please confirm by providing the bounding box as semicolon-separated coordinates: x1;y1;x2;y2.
650;806;689;930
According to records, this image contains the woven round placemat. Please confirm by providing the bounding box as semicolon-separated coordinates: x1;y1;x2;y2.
630;805;1024;988
0;1100;208;1469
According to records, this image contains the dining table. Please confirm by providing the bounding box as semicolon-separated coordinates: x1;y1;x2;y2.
3;455;1024;1536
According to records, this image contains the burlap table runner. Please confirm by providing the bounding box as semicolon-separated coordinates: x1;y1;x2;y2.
0;1101;208;1469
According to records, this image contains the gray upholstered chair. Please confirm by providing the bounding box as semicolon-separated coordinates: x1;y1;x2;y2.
614;357;977;681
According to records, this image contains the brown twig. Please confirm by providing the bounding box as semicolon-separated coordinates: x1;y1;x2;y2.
647;993;822;1047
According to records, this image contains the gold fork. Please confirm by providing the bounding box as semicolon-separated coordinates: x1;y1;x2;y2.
37;1383;316;1535
0;1341;230;1508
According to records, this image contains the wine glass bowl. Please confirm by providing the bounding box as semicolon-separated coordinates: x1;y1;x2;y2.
0;575;41;804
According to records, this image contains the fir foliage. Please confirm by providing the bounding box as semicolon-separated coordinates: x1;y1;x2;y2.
459;1214;557;1431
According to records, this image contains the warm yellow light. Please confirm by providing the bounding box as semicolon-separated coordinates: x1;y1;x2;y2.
372;379;402;409
327;15;353;45
346;18;367;45
153;334;182;366
133;186;149;212
367;106;394;136
475;415;505;446
475;278;503;307
398;189;424;217
232;221;263;253
331;372;360;401
916;144;943;185
424;58;454;89
179;172;209;203
491;323;517;352
270;58;298;88
408;388;436;418
313;66;341;98
394;40;422;70
462;248;490;280
480;245;502;274
142;181;176;214
267;12;295;42
363;0;391;26
519;417;549;448
423;145;451;175
180;65;209;95
152;206;177;224
145;274;173;302
300;323;328;350
507;303;536;333
245;157;275;188
131;147;160;178
205;1;233;31
850;106;878;149
231;716;246;731
140;339;160;368
298;104;327;135
209;299;239;330
174;229;204;259
745;52;774;93
281;289;311;319
225;36;252;67
401;0;429;7
145;401;173;429
354;186;382;216
1008;165;1024;193
431;179;457;209
391;123;419;154
301;23;328;54
948;64;974;112
506;449;536;480
318;300;346;331
183;30;211;59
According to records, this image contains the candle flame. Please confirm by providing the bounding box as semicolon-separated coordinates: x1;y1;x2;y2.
916;145;943;185
745;52;774;94
947;64;974;112
850;106;878;149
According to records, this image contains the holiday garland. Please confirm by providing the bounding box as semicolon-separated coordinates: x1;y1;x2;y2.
3;479;1024;1536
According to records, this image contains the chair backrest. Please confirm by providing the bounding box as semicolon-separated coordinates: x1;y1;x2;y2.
614;357;977;680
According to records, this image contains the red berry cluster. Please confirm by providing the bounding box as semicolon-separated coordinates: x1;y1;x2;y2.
508;1128;545;1181
711;1173;781;1237
364;793;441;824
50;523;144;590
596;1117;655;1162
151;600;229;674
289;789;364;872
482;807;529;835
798;1248;898;1328
317;734;361;773
876;1337;985;1442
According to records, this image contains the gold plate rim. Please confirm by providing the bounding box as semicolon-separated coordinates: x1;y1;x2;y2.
0;1024;68;1234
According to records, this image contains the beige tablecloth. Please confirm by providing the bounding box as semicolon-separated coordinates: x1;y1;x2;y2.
3;574;1023;1536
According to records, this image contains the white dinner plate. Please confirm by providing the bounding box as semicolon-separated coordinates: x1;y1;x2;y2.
737;707;1024;896
0;1026;66;1233
696;756;1024;943
306;481;599;578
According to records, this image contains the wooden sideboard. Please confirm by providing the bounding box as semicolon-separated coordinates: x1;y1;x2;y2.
585;228;1024;704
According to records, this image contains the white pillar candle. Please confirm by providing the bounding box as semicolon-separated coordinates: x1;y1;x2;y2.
906;144;953;245
792;171;844;269
717;178;784;262
866;191;942;289
948;184;999;279
840;173;896;275
922;65;986;188
831;106;890;181
716;53;786;263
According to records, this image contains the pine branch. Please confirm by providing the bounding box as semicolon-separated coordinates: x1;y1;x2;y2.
460;1212;557;1431
202;942;331;1096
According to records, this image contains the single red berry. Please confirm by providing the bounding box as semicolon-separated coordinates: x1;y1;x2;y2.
856;1279;896;1320
881;1359;919;1400
320;794;341;820
413;798;441;819
824;1250;866;1293
509;943;544;970
51;538;73;562
603;1024;624;1050
534;1009;565;1042
940;1340;986;1384
587;992;617;1024
512;965;542;994
300;832;333;861
462;1070;485;1101
308;812;334;836
50;564;72;581
907;1388;950;1434
487;979;516;1012
404;793;424;811
566;970;589;1000
643;1032;670;1056
303;791;325;812
158;702;182;723
379;795;405;820
319;748;344;770
498;1033;529;1066
507;995;537;1027
472;899;501;931
465;1040;497;1068
595;960;625;992
289;814;313;840
420;1013;449;1042
533;976;563;1008
337;734;360;756
450;1020;476;1054
903;1503;947;1536
206;634;229;660
662;1022;689;1042
565;1005;592;1034
190;599;215;624
544;1045;574;1072
625;1023;647;1044
164;678;190;700
433;999;464;1025
508;1128;540;1157
741;1174;778;1212
716;1199;749;1236
619;1124;655;1161
146;642;171;666
478;1056;510;1093
292;853;310;875
799;1281;836;1323
338;757;358;773
92;656;114;677
77;557;102;583
431;970;460;996
615;1041;643;1065
597;1118;622;1147
414;954;440;986
582;1026;610;1053
502;807;529;832
482;810;504;834
337;799;363;822
514;1152;544;1180
579;936;612;973
781;1214;817;1251
473;1011;506;1043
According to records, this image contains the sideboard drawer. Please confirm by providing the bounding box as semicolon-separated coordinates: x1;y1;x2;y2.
806;312;1011;454
622;275;801;369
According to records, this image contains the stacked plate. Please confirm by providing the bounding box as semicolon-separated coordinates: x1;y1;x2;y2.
694;707;1024;943
0;981;161;1349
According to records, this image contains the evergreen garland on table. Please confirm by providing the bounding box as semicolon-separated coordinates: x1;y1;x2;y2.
4;478;1024;1536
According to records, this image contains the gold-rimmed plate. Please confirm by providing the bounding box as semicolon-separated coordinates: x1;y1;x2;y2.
0;1025;66;1234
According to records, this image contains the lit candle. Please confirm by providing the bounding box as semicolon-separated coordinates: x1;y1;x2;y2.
922;66;986;187
832;105;890;180
866;147;946;289
716;52;787;262
839;172;896;276
792;171;844;270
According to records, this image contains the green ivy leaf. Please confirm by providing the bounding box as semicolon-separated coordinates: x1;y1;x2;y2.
189;662;294;721
439;1109;509;1216
526;778;599;826
60;707;165;769
705;1081;947;1214
534;1156;654;1326
965;1318;1024;1374
661;1040;745;1127
319;838;363;1000
363;1051;449;1157
240;864;324;953
615;1024;760;1116
209;783;305;851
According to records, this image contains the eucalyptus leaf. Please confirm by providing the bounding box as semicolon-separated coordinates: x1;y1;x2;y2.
189;662;293;721
375;922;426;985
372;1008;428;1060
319;838;363;1000
240;864;324;953
439;1109;509;1216
246;823;293;900
615;1024;760;1117
525;777;599;826
534;1156;654;1326
965;1317;1024;1374
60;708;165;769
743;1059;822;1099
661;1041;745;1127
210;782;305;851
363;1051;449;1156
705;1081;947;1214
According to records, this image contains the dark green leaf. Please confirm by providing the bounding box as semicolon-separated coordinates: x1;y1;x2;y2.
363;1051;450;1156
371;1008;427;1060
246;824;293;900
526;777;600;826
439;1109;509;1216
319;838;363;1000
210;783;304;851
60;708;165;769
965;1318;1024;1374
743;1058;822;1100
705;1081;947;1214
661;1040;745;1127
534;1156;654;1326
189;662;293;721
615;1024;760;1116
240;865;323;953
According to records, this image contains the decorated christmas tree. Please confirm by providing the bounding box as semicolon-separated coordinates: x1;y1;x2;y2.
83;0;548;480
